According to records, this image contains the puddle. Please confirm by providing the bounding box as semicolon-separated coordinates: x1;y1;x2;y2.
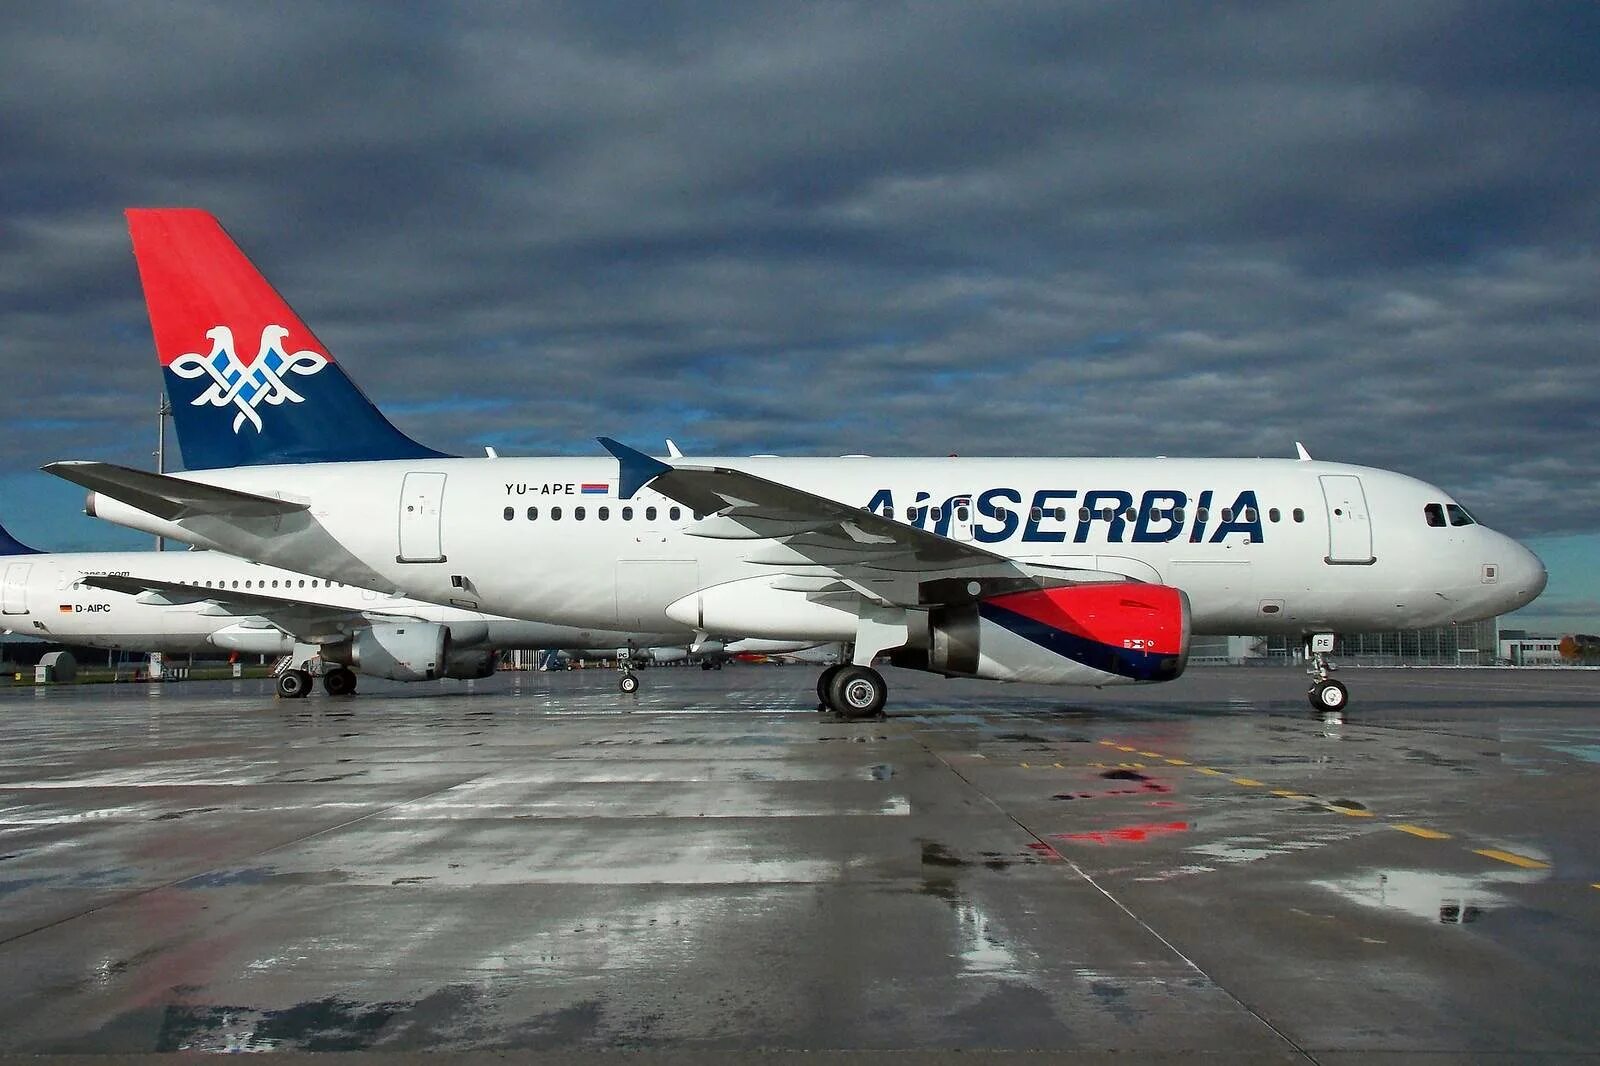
1314;866;1548;924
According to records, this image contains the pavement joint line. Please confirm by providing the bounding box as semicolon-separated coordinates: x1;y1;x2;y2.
1474;847;1550;870
910;728;1316;1061
1394;823;1452;840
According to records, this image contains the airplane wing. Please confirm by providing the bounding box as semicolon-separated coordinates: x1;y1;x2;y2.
42;461;306;521
600;438;1110;605
80;573;419;645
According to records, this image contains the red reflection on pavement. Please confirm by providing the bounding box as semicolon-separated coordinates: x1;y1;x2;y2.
1051;820;1190;845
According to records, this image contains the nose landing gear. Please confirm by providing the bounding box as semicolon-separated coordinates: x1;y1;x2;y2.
1305;632;1349;711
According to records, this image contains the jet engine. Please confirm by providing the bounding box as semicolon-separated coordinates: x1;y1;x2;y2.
328;622;449;682
891;583;1190;687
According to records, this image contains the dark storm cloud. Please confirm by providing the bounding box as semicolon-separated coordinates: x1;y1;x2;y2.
1;0;1597;552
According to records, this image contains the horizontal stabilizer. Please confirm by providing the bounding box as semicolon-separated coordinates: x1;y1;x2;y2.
42;461;307;522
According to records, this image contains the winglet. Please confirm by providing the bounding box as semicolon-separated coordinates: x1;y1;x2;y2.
1294;441;1312;461
598;438;672;500
666;438;683;459
0;519;41;556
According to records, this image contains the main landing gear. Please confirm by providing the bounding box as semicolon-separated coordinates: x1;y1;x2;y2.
276;669;313;699
323;667;358;697
1306;633;1349;712
816;663;888;720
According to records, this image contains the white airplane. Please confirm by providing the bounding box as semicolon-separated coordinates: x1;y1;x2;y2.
47;209;1546;718
0;518;676;698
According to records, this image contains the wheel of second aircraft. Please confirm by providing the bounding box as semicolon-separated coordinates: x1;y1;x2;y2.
619;672;640;694
816;664;844;711
323;667;358;697
277;669;313;700
1308;678;1348;712
701;662;714;671
828;665;887;720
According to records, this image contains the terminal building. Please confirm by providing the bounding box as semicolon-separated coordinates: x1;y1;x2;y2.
1189;619;1502;666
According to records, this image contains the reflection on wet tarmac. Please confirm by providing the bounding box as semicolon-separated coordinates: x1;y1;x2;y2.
0;666;1595;1054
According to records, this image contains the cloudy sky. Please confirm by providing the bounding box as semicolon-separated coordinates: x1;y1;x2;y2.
0;2;1595;633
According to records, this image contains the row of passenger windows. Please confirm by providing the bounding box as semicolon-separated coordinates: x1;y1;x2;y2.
71;578;350;591
932;505;1305;525
503;505;686;523
1423;503;1476;528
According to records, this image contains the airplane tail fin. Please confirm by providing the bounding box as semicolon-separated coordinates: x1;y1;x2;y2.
125;209;449;469
0;519;41;556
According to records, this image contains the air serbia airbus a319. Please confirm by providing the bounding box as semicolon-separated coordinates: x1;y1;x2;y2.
46;209;1545;719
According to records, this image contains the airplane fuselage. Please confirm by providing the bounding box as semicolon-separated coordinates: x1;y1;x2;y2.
83;455;1545;642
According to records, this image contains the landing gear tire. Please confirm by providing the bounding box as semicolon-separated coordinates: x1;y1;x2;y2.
323;667;358;697
619;672;640;694
277;669;313;700
828;665;887;720
816;664;844;712
1308;678;1348;711
701;661;714;671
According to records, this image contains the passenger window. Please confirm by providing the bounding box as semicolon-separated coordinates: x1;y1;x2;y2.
1446;503;1475;527
503;507;513;521
598;507;610;521
311;580;318;588
958;506;971;521
1220;508;1233;523
231;581;239;589
1100;507;1114;521
931;507;943;522
1079;507;1090;522
904;507;916;521
670;507;681;521
1029;507;1041;522
1244;507;1258;523
551;506;562;520
646;506;657;521
1292;507;1305;523
298;580;305;588
1173;507;1186;524
1268;507;1280;523
272;580;279;588
527;506;538;520
1197;507;1209;523
574;506;585;521
622;506;634;521
1055;507;1066;521
1424;503;1446;527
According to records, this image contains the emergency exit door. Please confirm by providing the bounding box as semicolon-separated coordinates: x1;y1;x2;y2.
1319;474;1375;565
1;563;29;614
397;472;447;563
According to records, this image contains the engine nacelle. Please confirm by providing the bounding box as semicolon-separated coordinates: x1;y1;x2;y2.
891;583;1190;687
208;622;294;655
442;648;497;680
343;622;449;681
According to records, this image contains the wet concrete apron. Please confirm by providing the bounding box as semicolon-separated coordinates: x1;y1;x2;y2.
0;666;1595;1058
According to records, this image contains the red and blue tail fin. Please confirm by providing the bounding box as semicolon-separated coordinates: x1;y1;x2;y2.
0;519;40;556
126;209;450;469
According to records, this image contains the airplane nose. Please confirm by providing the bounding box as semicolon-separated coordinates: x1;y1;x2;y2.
1502;541;1547;610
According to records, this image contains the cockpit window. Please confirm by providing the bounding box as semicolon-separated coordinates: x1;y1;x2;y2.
1424;503;1446;527
1446;503;1476;527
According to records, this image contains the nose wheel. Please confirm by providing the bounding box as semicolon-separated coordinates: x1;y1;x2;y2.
1309;677;1347;711
1305;633;1350;711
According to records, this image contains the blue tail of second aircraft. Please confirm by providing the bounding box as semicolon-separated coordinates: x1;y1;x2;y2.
126;209;451;470
0;519;41;556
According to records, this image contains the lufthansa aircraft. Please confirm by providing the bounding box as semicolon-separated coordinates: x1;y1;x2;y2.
47;210;1546;718
0;518;676;697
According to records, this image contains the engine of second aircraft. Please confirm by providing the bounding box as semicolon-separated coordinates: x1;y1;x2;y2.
892;582;1191;687
325;622;449;682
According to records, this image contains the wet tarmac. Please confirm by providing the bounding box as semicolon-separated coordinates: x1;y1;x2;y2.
0;665;1596;1062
